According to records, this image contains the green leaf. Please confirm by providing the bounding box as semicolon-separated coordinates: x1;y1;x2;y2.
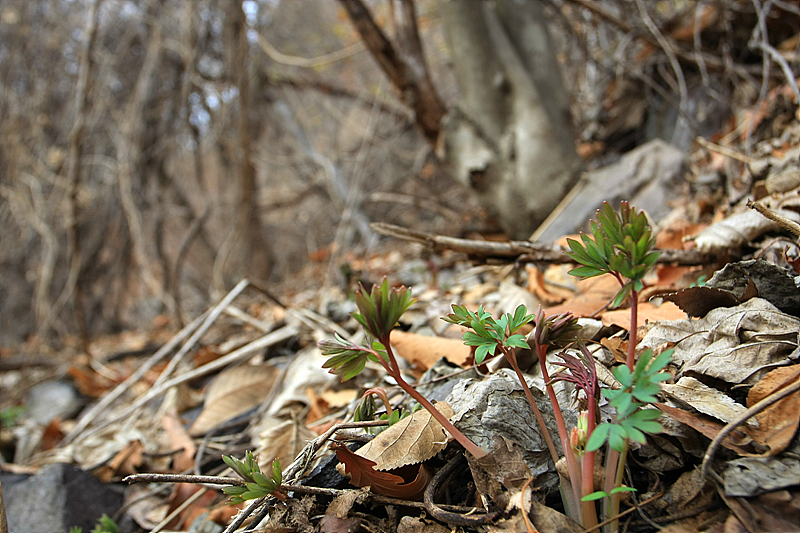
613;365;633;388
223;485;248;496
611;282;633;309
475;343;495;364
648;348;674;374
608;425;628;452
585;422;611;452
569;265;606;278
581;491;609;501
610;486;637;495
272;459;282;483
566;237;596;265
504;334;530;350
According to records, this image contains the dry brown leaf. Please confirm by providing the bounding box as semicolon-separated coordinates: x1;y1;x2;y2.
601;301;685;331
332;441;432;500
546;274;620;318
162;409;196;472
746;365;800;455
355;402;454;471
662;377;750;425
390;330;472;372
600;337;629;364
188;364;278;436
526;265;573;305
96;439;144;482
656;403;753;455
254;413;316;476
693;209;800;251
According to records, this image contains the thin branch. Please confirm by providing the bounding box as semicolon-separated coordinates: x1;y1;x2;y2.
257;32;365;68
371;222;718;266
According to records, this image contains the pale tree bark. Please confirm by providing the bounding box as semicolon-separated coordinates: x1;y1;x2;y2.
224;0;271;283
339;0;581;239
439;0;582;240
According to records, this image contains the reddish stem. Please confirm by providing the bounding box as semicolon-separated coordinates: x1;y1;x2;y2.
581;382;599;531
535;345;583;518
627;289;638;370
382;340;487;459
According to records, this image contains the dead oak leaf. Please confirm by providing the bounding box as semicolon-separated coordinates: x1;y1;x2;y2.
746;365;800;456
355;402;454;471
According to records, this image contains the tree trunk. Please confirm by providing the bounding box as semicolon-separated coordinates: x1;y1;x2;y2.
440;0;581;239
227;0;272;282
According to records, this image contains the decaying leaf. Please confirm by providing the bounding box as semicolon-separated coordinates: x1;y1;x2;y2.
162;409;197;472
390;330;472;372
355;402;454;471
601;301;685;331
96;439;144;482
746;365;800;455
640;298;800;385
692;209;800;251
661;286;742;317
188;364;278;436
656;403;754;455
331;441;432;500
467;435;532;502
661;377;750;425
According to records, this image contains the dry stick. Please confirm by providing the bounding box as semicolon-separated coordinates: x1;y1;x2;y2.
153;279;250;389
62;310;208;445
371;222;716;266
65;279;249;444
70;323;298;445
701;371;800;480
124;473;482;515
747;199;800;239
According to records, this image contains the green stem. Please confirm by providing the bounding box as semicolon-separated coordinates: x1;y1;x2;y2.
383;341;487;459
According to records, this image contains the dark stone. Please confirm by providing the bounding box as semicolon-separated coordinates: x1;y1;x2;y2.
2;463;124;533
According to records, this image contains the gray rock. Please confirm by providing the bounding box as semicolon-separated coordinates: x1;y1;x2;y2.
532;139;688;242
26;380;83;426
2;463;124;533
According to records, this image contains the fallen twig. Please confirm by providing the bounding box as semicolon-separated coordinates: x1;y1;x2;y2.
371;222;717;266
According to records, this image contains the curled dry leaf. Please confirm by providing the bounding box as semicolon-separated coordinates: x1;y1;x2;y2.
661;377;751;426
655;403;754;455
692;209;800;252
355;402;454;471
331;442;432;500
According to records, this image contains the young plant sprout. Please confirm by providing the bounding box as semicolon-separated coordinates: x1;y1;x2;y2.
319;279;487;458
317;203;671;533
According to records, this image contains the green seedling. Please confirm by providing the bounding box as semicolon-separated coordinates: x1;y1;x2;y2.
564;201;670;531
222;451;285;503
319;279;487;458
565;201;658;370
68;515;119;533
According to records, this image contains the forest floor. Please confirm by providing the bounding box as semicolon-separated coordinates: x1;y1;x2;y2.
4;85;800;533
